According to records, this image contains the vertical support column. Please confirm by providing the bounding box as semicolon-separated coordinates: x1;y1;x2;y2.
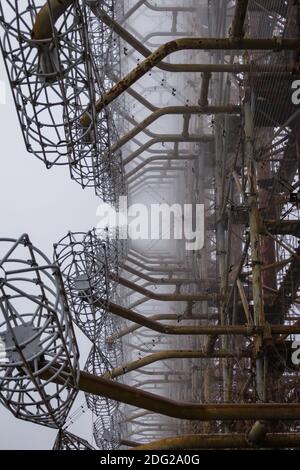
244;85;265;401
215;119;230;403
211;0;231;411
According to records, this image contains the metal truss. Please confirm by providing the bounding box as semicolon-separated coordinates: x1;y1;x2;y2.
2;0;300;452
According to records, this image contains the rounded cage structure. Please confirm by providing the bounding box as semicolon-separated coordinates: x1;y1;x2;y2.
93;409;125;450
97;314;123;368
53;230;110;342
53;429;95;450
86;1;127;204
86;0;122;81
93;148;126;206
0;1;92;167
84;345;119;416
0;0;125;203
94;226;127;274
0;234;79;428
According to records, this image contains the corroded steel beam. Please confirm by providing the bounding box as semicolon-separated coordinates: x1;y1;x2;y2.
265;220;300;238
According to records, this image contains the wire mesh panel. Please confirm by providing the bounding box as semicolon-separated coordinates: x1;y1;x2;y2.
0;234;79;428
84;345;119;416
86;0;122;81
93;227;127;280
54;230;110;341
96;314;123;367
85;1;126;203
0;0;125;203
53;429;95;450
93;409;125;450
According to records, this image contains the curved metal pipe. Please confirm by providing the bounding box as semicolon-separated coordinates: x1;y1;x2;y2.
126;154;197;179
80;37;298;125
124;135;213;165
104;349;252;379
110;105;240;154
106;300;300;336
32;0;73;40
92;6;296;74
115;275;221;302
107;313;220;342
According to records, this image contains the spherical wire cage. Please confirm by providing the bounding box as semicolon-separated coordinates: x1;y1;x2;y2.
53;230;110;342
0;234;80;428
96;314;124;368
84;344;119;417
92;226;126;282
0;0;91;167
83;0;127;203
0;0;126;203
93;408;126;450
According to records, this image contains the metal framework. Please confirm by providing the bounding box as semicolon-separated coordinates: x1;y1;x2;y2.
2;0;300;452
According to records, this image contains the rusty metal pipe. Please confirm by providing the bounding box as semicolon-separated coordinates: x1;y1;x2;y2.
247;421;268;444
107;313;220;341
121;439;140;448
75;371;300;421
231;0;249;38
115;275;221;302
199;72;212;107
89;5;297;74
32;0;73;40
133;433;300;450
106;301;300;336
121;264;198;285
123;255;190;272
104;349;252;379
110;106;240;155
124;135;213;165
126;154;198;178
80;37;299;125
